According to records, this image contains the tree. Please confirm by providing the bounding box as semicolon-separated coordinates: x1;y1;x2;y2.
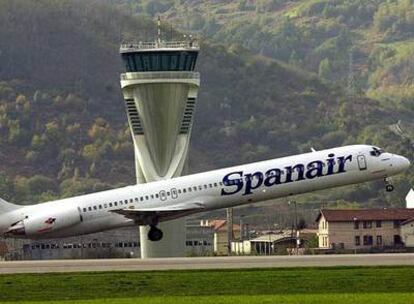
318;58;332;79
297;218;307;230
26;175;57;196
0;172;14;201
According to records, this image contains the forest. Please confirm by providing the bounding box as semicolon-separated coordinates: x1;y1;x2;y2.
0;0;412;217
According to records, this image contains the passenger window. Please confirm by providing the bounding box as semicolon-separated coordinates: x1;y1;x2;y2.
145;195;149;200
83;208;87;212
178;189;182;194
151;195;154;199
99;205;102;209
188;188;192;192
135;198;139;202
129;199;133;203
104;204;107;208
140;197;144;201
209;184;213;188
124;200;128;204
204;185;208;189
88;207;92;211
219;182;223;186
155;194;159;198
193;186;197;191
114;202;118;206
109;203;113;207
93;206;97;210
214;183;218;187
198;186;202;190
167;192;170;196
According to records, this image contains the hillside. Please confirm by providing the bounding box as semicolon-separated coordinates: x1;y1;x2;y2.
113;1;414;111
0;0;412;210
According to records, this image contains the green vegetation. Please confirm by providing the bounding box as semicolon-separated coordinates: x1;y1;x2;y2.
128;0;414;97
0;0;412;211
0;267;414;302
1;294;414;304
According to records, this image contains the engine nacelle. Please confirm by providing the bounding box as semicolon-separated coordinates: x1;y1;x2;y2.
6;206;81;238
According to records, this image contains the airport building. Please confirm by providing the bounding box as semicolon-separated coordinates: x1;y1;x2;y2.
0;219;218;260
317;208;414;251
185;219;214;256
119;32;200;258
231;229;317;255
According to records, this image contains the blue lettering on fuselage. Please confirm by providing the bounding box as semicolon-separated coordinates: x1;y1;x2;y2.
221;154;352;196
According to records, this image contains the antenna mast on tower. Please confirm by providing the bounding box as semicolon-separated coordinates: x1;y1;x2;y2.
157;16;162;45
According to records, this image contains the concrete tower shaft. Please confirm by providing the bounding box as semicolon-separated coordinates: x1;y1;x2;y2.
120;71;200;182
119;40;200;258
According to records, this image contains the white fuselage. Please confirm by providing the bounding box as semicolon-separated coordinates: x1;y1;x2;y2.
0;145;410;239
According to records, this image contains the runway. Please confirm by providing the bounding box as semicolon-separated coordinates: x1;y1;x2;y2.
1;253;414;274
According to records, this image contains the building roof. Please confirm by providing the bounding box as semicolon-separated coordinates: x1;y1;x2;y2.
249;232;294;243
401;217;414;225
316;209;414;222
206;220;240;232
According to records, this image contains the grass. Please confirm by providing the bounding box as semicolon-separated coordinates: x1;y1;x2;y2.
1;266;414;303
2;294;414;304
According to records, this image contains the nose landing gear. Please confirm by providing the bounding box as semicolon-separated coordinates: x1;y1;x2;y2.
384;178;394;192
148;225;163;242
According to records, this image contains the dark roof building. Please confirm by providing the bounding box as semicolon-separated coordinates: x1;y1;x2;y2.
317;209;414;222
317;208;414;250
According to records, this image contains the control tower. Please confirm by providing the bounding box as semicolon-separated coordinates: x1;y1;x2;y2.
119;33;200;258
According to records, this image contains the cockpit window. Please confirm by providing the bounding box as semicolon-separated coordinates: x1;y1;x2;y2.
370;147;384;157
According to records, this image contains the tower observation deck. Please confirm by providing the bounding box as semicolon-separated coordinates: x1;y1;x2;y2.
119;39;200;258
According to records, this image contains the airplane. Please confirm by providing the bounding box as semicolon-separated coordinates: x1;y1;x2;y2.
0;144;410;242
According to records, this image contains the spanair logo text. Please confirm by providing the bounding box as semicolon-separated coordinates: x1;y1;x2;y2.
221;154;352;196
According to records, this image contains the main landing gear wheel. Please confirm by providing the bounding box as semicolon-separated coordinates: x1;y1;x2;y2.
386;184;394;192
384;177;394;192
148;225;163;242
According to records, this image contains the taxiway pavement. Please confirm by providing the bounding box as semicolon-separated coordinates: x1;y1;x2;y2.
1;253;414;274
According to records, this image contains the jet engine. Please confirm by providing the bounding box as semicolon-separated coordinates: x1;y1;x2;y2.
5;207;81;238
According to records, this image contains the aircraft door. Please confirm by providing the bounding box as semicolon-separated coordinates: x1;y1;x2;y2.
357;154;367;171
159;190;167;201
171;188;178;199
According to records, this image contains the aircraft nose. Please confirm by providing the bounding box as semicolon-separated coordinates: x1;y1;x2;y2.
394;155;410;171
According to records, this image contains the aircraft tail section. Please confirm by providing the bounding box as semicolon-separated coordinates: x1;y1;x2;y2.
0;197;20;213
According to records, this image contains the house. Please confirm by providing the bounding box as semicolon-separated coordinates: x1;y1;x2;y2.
206;219;240;255
316;209;414;251
401;218;414;247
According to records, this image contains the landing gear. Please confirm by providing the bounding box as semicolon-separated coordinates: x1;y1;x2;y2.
148;225;163;242
384;177;394;192
386;184;394;192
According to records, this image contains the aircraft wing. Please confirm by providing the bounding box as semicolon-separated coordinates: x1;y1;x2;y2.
109;201;206;223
